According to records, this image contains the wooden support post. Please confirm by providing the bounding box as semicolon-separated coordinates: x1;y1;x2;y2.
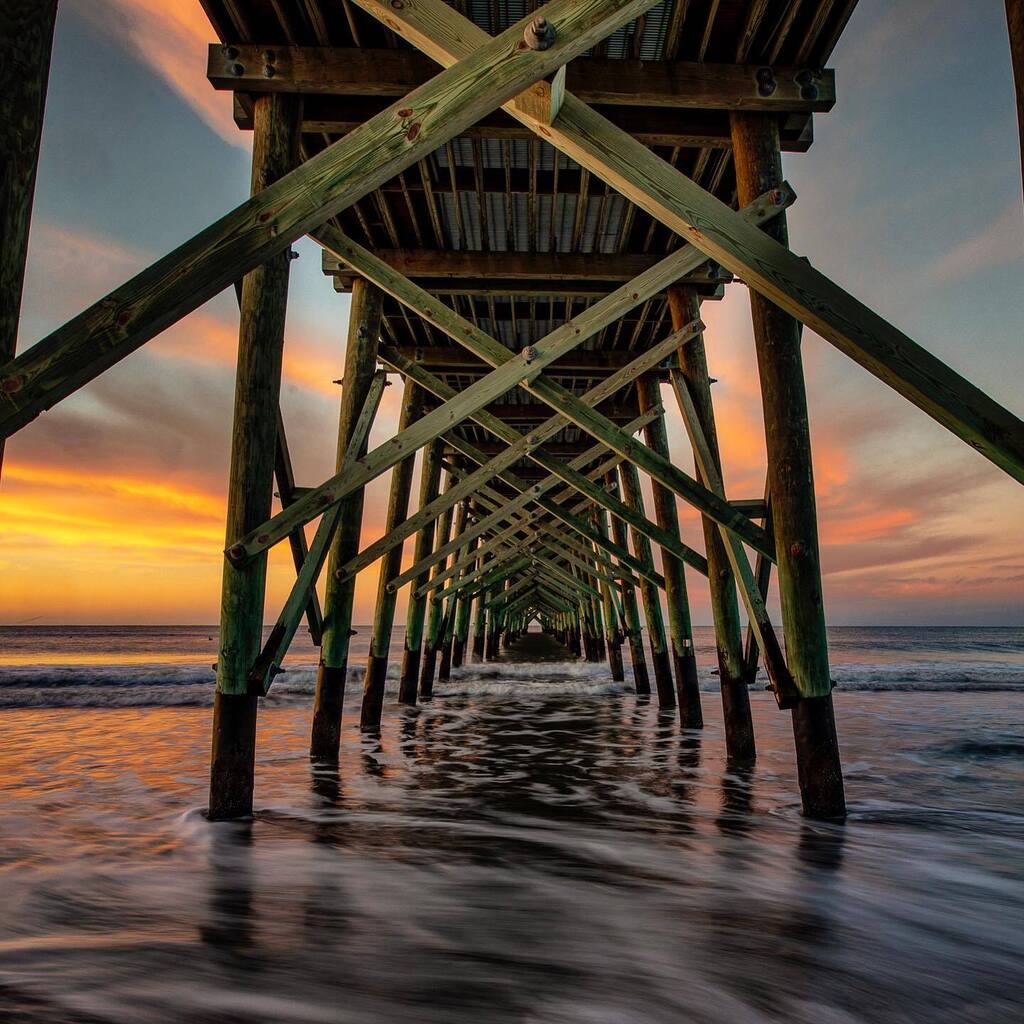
668;285;754;760
311;279;383;762
592;511;624;681
361;379;425;730
210;94;301;820
1009;0;1024;193
352;0;1024;485
742;481;773;684
274;411;324;644
471;549;489;662
618;461;674;707
452;531;477;667
604;471;650;694
438;498;469;681
636;378;702;728
731;111;845;819
0;0;58;474
250;372;387;695
419;473;456;696
398;437;443;703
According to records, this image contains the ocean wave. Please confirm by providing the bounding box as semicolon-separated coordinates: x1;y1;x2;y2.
0;656;1022;708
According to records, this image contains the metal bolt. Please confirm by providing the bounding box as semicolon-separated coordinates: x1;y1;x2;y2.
523;15;556;51
221;45;239;60
263;64;276;79
756;67;776;97
230;62;245;77
522;344;538;363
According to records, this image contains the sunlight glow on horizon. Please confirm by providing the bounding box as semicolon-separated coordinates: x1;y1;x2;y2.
1;0;1022;627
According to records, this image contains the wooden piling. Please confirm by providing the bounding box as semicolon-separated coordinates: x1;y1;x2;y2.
420;475;457;695
592;508;625;681
471;550;489;662
311;279;383;762
210;93;301;820
398;437;443;703
1008;0;1024;192
668;285;754;761
452;533;477;666
730;110;845;818
360;379;426;731
0;0;58;475
635;378;703;727
438;498;469;681
618;461;675;707
604;471;651;694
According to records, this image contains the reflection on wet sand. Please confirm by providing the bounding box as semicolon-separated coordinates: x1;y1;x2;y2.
0;689;1022;1022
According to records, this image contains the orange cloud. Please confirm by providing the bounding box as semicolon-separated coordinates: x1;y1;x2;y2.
74;0;242;148
928;201;1024;286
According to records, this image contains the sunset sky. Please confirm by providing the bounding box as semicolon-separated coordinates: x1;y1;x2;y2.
1;0;1022;626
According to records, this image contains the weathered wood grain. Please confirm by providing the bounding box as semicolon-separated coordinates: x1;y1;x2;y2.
0;0;662;439
0;0;58;472
359;0;1024;484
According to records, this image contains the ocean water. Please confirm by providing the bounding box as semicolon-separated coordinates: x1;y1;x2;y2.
0;626;1023;1022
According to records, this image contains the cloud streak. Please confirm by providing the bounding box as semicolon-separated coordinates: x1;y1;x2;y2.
70;0;243;148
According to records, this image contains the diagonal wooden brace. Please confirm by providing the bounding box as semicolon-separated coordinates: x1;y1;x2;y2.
353;0;1024;484
0;0;663;439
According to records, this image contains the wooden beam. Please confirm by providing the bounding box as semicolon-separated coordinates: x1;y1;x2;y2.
0;0;58;473
389;350;710;577
250;371;388;695
311;279;384;764
671;363;799;709
667;285;753;760
339;277;725;300
603;470;650;694
458;401;640;424
618;460;674;707
732;111;844;819
318;224;777;560
327;339;660;592
419;473;458;694
233;220;727;565
233;92;815;153
0;0;662;439
398;437;443;703
322;247;727;286
1009;0;1024;193
210;45;836;113
209;93;301;821
361;379;425;731
390;345;676;377
357;0;1024;485
635;377;702;726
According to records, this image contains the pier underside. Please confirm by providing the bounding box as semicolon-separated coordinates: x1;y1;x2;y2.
2;0;1024;821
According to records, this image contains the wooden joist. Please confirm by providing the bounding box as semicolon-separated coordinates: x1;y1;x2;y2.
210;45;836;112
323;248;728;289
235;93;816;152
388;346;675;378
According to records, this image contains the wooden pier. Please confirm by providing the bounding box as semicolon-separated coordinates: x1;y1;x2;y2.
3;0;1024;821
